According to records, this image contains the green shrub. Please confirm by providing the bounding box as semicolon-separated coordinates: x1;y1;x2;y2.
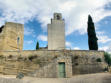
17;56;23;61
34;59;41;64
8;55;13;58
75;63;79;66
0;55;4;59
74;56;78;59
96;58;102;62
104;67;108;71
36;41;39;50
28;55;37;61
104;52;111;66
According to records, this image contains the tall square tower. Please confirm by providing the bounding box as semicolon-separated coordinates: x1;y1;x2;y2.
48;13;65;50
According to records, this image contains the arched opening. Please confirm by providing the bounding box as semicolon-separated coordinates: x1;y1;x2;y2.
17;37;20;45
57;15;60;20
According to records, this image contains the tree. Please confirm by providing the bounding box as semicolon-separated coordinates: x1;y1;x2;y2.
104;52;111;66
87;15;98;50
36;41;39;50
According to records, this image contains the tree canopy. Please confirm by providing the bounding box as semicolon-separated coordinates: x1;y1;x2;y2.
87;15;98;50
36;41;39;50
104;52;111;66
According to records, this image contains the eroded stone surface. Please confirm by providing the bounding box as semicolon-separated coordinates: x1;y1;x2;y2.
0;22;24;51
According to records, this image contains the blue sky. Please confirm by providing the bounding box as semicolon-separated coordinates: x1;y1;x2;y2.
0;0;111;52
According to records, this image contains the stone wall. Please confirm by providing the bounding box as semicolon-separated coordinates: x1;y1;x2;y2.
0;22;24;51
109;67;111;73
72;55;106;75
71;50;107;75
0;50;108;77
30;55;72;78
0;50;105;57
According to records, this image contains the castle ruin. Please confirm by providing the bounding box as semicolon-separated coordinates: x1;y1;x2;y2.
0;22;24;51
0;13;107;78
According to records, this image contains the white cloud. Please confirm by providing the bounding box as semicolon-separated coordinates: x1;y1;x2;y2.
24;27;35;36
0;0;111;35
66;41;74;49
99;46;109;51
59;1;76;12
98;35;111;43
66;41;72;47
97;31;111;44
37;35;47;41
73;47;80;50
99;42;111;53
99;46;111;54
24;40;33;44
66;42;81;50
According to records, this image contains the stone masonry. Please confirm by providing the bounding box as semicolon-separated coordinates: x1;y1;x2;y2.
0;22;24;51
48;13;65;50
0;13;108;78
0;50;107;78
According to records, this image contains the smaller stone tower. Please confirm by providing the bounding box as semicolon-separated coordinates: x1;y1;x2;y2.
48;13;65;50
0;22;24;51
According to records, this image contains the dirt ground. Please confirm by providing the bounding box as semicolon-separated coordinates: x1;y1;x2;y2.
0;73;111;83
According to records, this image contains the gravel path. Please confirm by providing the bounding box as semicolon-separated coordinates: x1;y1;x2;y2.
0;73;111;83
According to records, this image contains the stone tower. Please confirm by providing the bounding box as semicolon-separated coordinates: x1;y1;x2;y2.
0;22;24;51
48;13;65;50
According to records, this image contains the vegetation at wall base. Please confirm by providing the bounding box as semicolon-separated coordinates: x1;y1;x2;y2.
104;52;111;66
96;58;102;62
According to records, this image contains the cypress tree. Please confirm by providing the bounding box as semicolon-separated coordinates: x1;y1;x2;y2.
36;41;39;50
87;15;98;50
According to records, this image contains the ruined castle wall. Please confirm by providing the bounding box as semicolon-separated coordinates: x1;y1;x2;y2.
70;50;107;75
0;50;107;77
0;22;24;51
0;50;104;57
72;54;106;75
30;56;72;78
0;26;5;50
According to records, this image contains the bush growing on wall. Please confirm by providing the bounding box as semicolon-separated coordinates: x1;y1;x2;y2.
28;55;37;61
104;52;111;66
0;55;4;59
96;58;102;62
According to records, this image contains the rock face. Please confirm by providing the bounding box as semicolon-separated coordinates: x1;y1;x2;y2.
0;22;24;51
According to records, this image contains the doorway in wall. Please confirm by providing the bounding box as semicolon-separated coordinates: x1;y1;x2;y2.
58;62;66;78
